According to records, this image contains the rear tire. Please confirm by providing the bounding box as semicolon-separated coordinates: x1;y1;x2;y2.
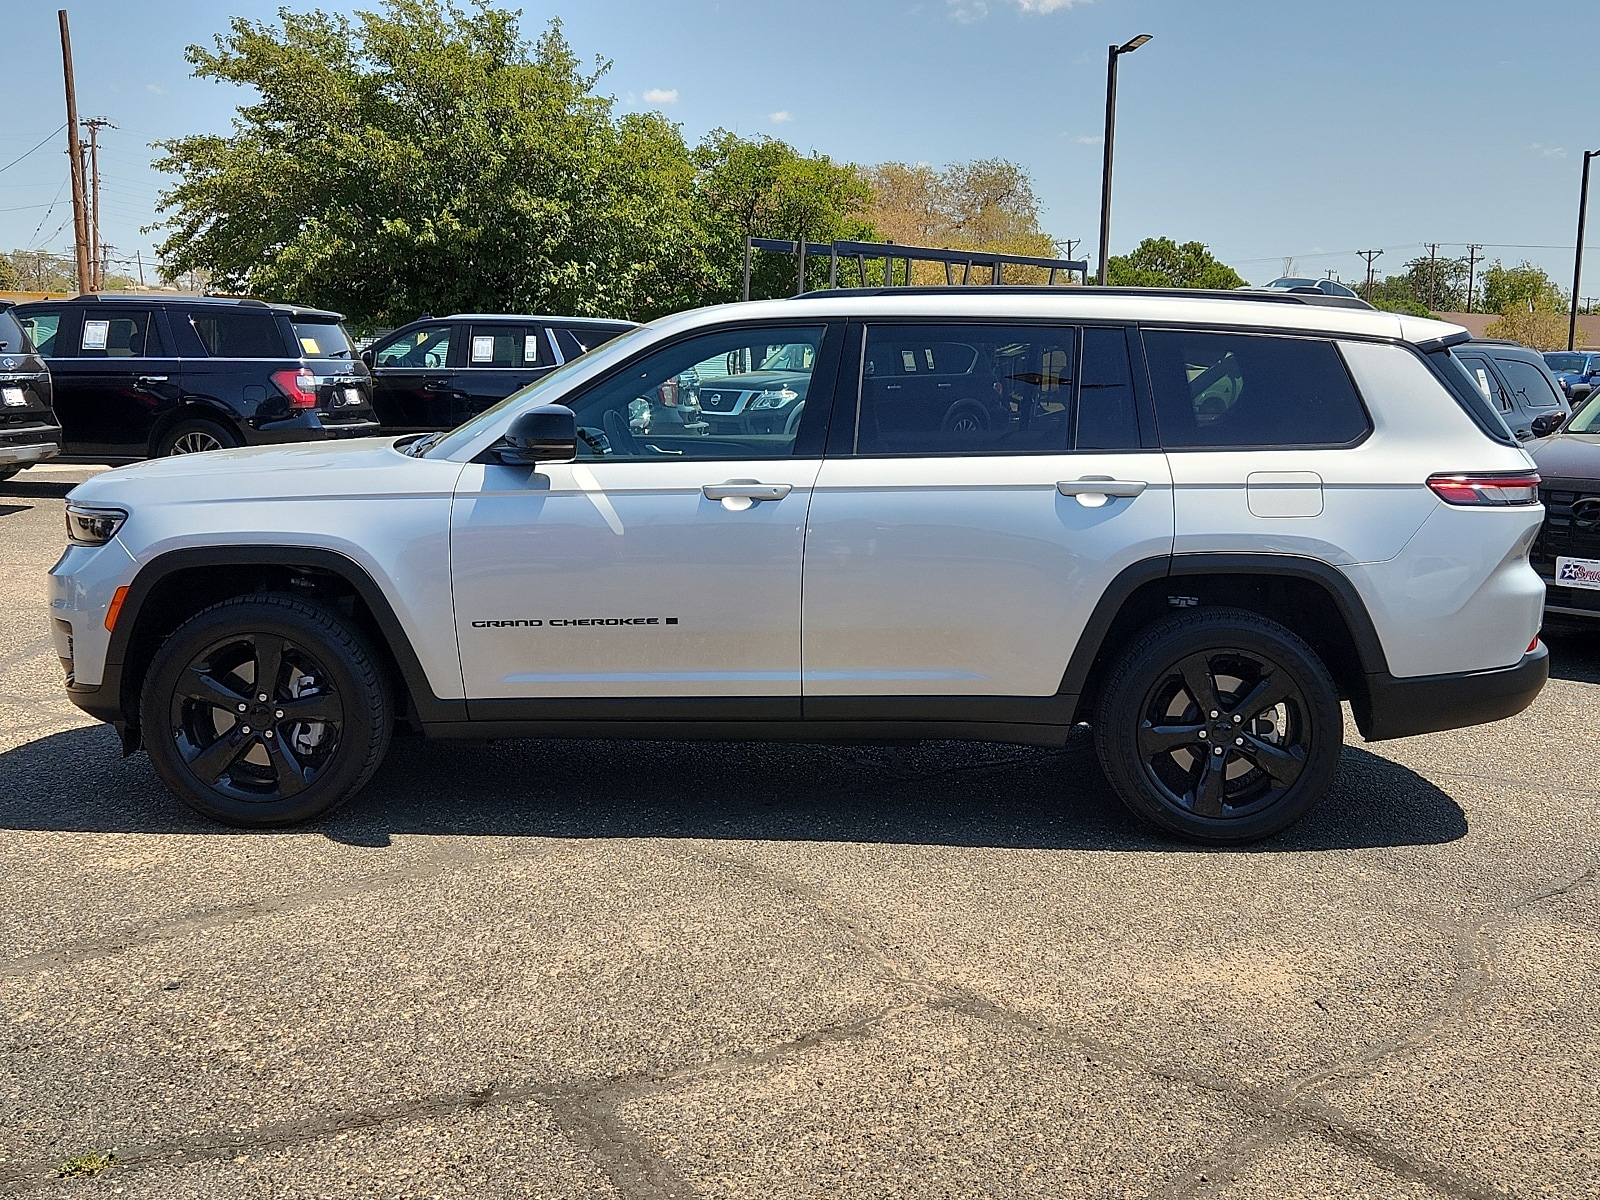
1092;607;1342;844
140;594;392;827
157;417;239;457
0;466;21;483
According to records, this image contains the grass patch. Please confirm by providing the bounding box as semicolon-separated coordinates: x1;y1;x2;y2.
57;1150;118;1178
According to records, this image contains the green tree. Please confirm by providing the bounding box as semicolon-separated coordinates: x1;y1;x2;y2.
1364;275;1432;317
1;251;75;293
152;1;706;327
1105;238;1245;290
692;130;874;301
1480;260;1566;316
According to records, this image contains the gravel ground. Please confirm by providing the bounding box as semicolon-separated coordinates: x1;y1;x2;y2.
1;463;1596;1199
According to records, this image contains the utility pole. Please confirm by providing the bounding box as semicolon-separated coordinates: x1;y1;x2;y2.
135;249;146;288
1096;33;1153;285
1357;249;1383;301
1465;244;1483;314
1425;243;1441;310
58;10;91;295
82;117;113;291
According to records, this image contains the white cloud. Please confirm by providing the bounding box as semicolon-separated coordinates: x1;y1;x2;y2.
642;88;678;105
769;110;792;123
1532;142;1567;159
146;84;166;95
1072;134;1102;145
1013;0;1095;10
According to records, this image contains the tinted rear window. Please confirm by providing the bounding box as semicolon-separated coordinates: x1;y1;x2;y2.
0;311;27;354
189;309;286;358
1494;357;1564;409
293;320;352;358
1143;330;1369;448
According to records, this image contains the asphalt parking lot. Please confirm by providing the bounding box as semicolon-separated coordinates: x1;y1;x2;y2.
1;464;1597;1199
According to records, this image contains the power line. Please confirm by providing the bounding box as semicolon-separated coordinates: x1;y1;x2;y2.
0;124;68;175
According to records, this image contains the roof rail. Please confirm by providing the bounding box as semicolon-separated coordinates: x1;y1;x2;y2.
793;285;1375;310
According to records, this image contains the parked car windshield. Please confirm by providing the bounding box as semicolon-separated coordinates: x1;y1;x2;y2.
1544;353;1586;372
421;323;656;458
294;320;353;358
1567;402;1600;434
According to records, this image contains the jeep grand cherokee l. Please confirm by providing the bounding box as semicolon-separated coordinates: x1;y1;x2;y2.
14;295;377;460
49;288;1548;843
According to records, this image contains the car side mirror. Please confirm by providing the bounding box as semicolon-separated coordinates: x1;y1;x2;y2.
360;347;375;367
494;404;576;465
1531;412;1564;438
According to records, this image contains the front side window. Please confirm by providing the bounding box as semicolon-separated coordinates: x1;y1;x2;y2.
16;311;60;357
189;310;284;358
80;309;157;358
1494;357;1564;409
1144;330;1369;449
469;325;541;368
567;325;826;461
856;324;1076;455
376;324;452;368
0;309;34;355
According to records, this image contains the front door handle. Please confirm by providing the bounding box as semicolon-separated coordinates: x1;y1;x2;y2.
1057;477;1147;507
703;481;792;503
422;378;453;392
136;375;168;385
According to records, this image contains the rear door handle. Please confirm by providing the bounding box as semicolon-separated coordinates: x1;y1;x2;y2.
136;375;168;384
422;378;453;392
703;481;792;503
1057;477;1147;503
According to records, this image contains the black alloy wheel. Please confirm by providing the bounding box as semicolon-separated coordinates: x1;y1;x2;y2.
1094;608;1342;844
169;630;344;803
141;594;391;827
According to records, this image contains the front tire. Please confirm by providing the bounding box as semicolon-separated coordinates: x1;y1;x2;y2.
140;594;392;827
1092;608;1342;844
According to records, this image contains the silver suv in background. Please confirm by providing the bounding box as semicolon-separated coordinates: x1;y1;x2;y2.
49;288;1547;843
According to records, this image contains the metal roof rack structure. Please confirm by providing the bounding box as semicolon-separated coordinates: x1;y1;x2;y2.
743;237;1089;300
792;284;1375;311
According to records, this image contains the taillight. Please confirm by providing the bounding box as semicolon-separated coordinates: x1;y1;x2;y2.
1426;472;1541;506
272;368;318;409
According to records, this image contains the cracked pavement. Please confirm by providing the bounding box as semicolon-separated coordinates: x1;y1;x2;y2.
1;464;1597;1198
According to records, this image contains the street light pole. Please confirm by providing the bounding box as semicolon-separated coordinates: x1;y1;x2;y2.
1570;149;1599;352
1096;33;1151;286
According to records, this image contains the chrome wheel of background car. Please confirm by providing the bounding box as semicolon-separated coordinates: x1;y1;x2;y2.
168;631;344;804
1136;648;1308;820
170;430;225;454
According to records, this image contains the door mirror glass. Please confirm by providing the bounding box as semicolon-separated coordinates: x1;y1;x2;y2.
494;403;576;464
360;347;375;366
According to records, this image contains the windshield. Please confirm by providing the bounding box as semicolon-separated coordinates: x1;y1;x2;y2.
294;320;353;358
1568;401;1600;434
422;324;656;459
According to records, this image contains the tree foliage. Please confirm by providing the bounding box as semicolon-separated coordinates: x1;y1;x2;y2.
1480;260;1566;316
1105;238;1244;290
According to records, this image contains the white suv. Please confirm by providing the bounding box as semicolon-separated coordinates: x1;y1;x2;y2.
49;289;1549;843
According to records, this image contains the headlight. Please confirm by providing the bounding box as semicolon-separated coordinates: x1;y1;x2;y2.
750;387;798;410
65;503;127;546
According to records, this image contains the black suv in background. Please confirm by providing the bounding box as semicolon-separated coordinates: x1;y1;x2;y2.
1452;339;1571;442
0;300;60;482
13;295;377;461
363;313;636;432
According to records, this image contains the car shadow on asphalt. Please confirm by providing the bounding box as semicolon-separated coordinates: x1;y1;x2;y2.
1544;630;1600;684
0;723;1467;852
0;479;76;501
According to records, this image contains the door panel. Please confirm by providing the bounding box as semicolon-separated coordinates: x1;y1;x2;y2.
48;308;176;457
450;458;822;700
371;323;459;431
801;452;1173;697
453;324;550;423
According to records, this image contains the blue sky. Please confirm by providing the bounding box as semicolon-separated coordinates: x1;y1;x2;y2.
3;0;1598;295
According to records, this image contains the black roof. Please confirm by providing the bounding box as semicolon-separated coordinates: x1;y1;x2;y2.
441;312;638;328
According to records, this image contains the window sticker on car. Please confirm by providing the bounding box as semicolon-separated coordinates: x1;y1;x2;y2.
82;320;109;351
1557;557;1600;591
300;337;320;355
901;350;917;371
471;335;496;363
524;334;539;364
1473;367;1492;398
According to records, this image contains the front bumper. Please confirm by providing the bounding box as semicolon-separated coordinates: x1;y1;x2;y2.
1357;643;1549;741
